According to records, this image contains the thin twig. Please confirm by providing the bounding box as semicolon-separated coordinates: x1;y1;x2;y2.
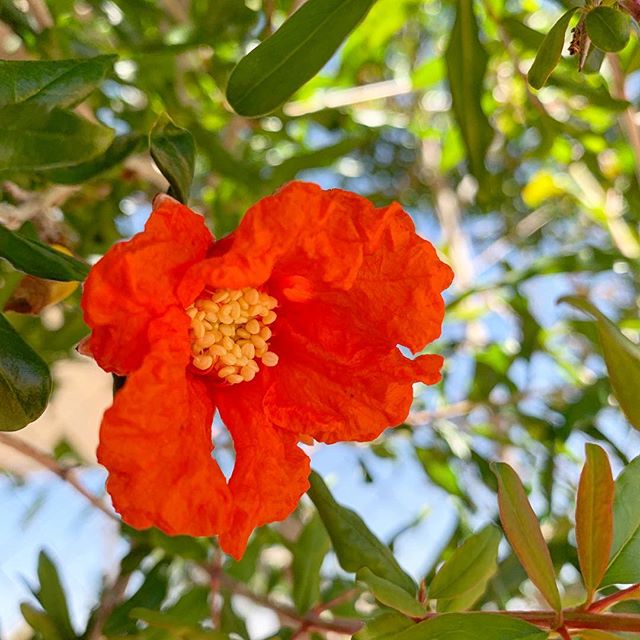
0;433;118;522
25;0;53;30
588;584;640;613
608;53;640;187
87;572;131;640
312;587;359;616
207;565;362;635
210;548;222;628
290;588;360;638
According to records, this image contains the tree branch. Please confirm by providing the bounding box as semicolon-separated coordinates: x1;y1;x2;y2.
87;571;131;640
0;432;118;522
207;565;362;635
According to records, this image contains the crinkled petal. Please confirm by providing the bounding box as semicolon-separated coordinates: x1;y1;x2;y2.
214;378;310;559
178;182;377;304
262;300;443;443
179;183;451;353
82;196;213;375
342;201;453;351
98;308;231;536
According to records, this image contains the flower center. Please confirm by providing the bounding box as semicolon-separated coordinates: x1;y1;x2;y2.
187;287;279;384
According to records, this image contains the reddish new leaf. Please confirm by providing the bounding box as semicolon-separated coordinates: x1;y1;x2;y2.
576;443;614;600
493;462;562;613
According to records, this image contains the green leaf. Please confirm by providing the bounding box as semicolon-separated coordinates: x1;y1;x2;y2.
586;7;630;53
149;115;195;204
429;525;501;604
0;105;114;171
38;133;143;184
444;0;494;182
226;0;376;117
34;552;76;639
307;471;417;595
353;611;415;640
20;603;64;640
602;455;640;585
528;9;577;89
130;607;227;638
269;136;367;185
0;313;51;432
388;613;548;640
560;296;640;431
293;514;331;612
0;225;89;281
357;568;426;617
220;592;249;638
0;55;115;109
492;462;562;613
436;579;491;613
0;0;36;37
104;560;170;636
575;443;614;598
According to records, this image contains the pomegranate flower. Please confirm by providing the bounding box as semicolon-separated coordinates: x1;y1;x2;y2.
81;181;453;558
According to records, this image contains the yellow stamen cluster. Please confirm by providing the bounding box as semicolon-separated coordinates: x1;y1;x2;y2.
187;287;279;384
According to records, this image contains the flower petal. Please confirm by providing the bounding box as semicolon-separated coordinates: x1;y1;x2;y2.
178;181;375;302
214;378;310;559
98;308;231;536
82;196;212;374
341;201;453;351
179;182;451;354
263;299;443;443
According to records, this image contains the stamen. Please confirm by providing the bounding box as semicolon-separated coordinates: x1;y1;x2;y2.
187;287;279;384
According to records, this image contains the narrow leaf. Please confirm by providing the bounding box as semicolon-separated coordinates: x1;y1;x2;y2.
0;55;115;109
149;115;195;204
528;9;577;89
357;567;426;617
20;603;63;640
560;296;640;431
307;471;416;595
436;578;491;613
0;105;114;171
0;313;51;431
4;274;79;314
104;560;170;635
575;443;614;598
129;607;227;638
445;0;494;181
35;552;76;639
0;226;89;281
493;462;562;613
586;7;630;53
39;133;143;184
429;525;501;601
603;455;640;585
390;612;548;640
292;514;331;612
353;611;415;640
578;632;626;640
226;0;376;117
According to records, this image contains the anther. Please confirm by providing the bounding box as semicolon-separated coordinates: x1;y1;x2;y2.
187;286;279;384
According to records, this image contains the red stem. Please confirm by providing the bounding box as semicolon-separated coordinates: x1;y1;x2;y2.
588;584;640;613
494;610;640;632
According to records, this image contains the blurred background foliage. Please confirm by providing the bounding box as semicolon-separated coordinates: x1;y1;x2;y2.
1;0;640;637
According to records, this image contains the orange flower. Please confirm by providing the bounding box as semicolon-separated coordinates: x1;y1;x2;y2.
81;181;453;558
